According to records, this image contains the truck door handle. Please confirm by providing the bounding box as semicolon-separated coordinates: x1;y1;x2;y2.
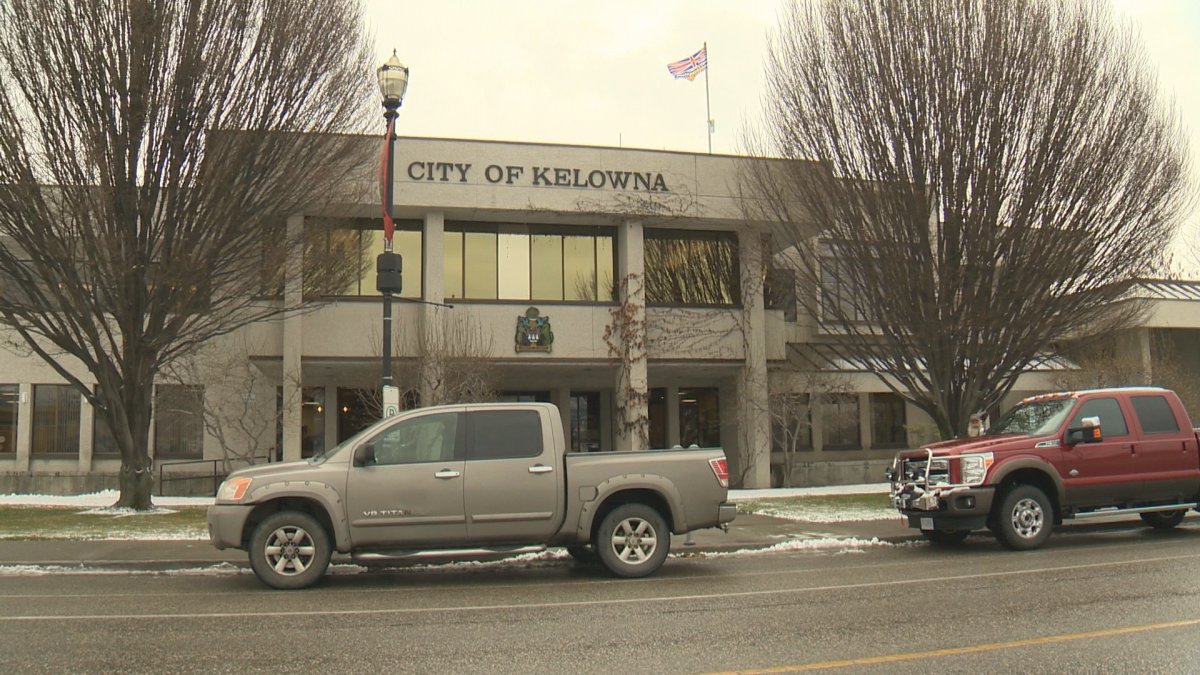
434;469;462;479
528;465;554;474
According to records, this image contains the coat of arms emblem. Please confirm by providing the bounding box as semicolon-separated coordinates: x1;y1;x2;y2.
515;306;553;352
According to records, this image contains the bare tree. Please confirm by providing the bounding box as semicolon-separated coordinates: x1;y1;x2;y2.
743;0;1192;439
767;371;853;488
0;0;376;507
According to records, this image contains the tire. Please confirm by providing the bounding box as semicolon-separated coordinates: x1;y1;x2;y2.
594;503;670;578
566;544;599;564
248;511;332;590
992;485;1054;551
1140;510;1186;529
921;529;970;545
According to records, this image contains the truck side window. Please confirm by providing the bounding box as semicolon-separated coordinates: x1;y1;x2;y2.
468;410;543;460
370;412;460;466
1069;398;1128;437
1130;395;1180;434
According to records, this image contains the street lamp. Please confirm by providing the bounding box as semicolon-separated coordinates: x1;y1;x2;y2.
376;51;408;418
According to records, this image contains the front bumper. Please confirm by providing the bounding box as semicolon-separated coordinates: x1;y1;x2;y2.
206;504;255;550
893;485;996;531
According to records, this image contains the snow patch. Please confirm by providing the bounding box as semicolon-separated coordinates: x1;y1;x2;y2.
729;483;890;500
0;490;213;508
700;536;920;557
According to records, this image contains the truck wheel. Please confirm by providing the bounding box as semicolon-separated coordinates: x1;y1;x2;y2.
1140;510;1186;529
595;503;670;578
566;544;598;564
248;511;331;590
992;485;1053;551
921;529;970;545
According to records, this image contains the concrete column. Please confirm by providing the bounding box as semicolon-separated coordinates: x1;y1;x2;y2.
1137;328;1153;385
552;387;572;450
79;391;95;470
419;212;445;407
15;383;31;472
666;385;680;447
858;392;872;450
738;228;771;488
614;219;648;451
281;214;304;462
323;385;337;454
600;391;613;452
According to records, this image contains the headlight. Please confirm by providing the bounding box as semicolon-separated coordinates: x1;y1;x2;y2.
216;476;253;503
960;453;994;485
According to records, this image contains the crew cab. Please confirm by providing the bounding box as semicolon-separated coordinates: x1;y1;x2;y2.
888;387;1200;550
208;402;735;588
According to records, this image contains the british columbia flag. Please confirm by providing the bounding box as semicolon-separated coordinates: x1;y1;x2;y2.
667;46;707;81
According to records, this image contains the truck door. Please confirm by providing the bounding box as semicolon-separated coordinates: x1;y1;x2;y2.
462;407;563;544
1058;396;1138;507
1128;394;1198;501
344;410;467;548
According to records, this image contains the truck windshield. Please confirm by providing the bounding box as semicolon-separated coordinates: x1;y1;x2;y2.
989;398;1076;436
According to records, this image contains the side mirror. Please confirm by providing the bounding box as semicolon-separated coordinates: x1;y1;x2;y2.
353;444;376;467
1065;416;1103;445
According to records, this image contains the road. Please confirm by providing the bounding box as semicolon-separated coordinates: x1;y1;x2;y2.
2;522;1198;674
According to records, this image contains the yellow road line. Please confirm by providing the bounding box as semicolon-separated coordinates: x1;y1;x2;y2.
712;618;1200;673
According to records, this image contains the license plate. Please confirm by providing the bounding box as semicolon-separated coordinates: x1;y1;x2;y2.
920;517;934;530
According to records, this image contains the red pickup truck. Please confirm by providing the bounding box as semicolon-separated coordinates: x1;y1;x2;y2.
888;387;1200;550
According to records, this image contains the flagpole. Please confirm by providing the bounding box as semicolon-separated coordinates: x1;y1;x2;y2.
704;41;712;154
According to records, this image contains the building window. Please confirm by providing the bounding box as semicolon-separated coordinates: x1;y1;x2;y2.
679;387;721;448
155;385;204;458
764;267;797;321
819;244;868;322
645;229;739;306
303;220;423;299
444;222;616;302
823;394;861;450
93;386;121;457
31;384;80;456
496;391;551;403
0;385;17;454
570;391;602;452
870;393;907;448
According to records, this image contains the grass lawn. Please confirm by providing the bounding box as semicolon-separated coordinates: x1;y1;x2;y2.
0;506;209;540
736;493;895;522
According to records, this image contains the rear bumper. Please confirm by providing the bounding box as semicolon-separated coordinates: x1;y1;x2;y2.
895;485;995;531
718;502;737;524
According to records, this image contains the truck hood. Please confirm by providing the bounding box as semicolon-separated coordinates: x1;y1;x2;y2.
226;459;320;482
899;433;1051;459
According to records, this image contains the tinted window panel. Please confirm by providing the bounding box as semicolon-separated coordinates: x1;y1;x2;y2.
1070;398;1129;437
469;410;543;460
1130;396;1180;434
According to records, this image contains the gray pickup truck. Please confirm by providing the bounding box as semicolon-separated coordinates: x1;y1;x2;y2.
208;402;735;589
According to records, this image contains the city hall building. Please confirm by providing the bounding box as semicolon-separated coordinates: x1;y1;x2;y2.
0;137;1195;493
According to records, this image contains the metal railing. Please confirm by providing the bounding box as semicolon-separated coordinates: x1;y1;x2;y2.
156;458;227;497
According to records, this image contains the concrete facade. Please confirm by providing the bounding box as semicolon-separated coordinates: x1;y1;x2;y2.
1;138;1196;493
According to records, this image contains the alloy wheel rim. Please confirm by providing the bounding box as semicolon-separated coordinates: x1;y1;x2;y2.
264;525;316;576
610;517;658;564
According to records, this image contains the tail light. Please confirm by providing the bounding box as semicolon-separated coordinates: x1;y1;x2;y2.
709;457;729;488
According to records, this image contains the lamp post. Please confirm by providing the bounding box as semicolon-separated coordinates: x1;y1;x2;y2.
376;52;408;418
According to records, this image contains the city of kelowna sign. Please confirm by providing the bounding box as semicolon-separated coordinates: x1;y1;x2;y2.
406;160;670;193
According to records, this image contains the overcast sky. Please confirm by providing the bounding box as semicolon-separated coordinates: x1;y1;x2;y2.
364;0;1199;239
